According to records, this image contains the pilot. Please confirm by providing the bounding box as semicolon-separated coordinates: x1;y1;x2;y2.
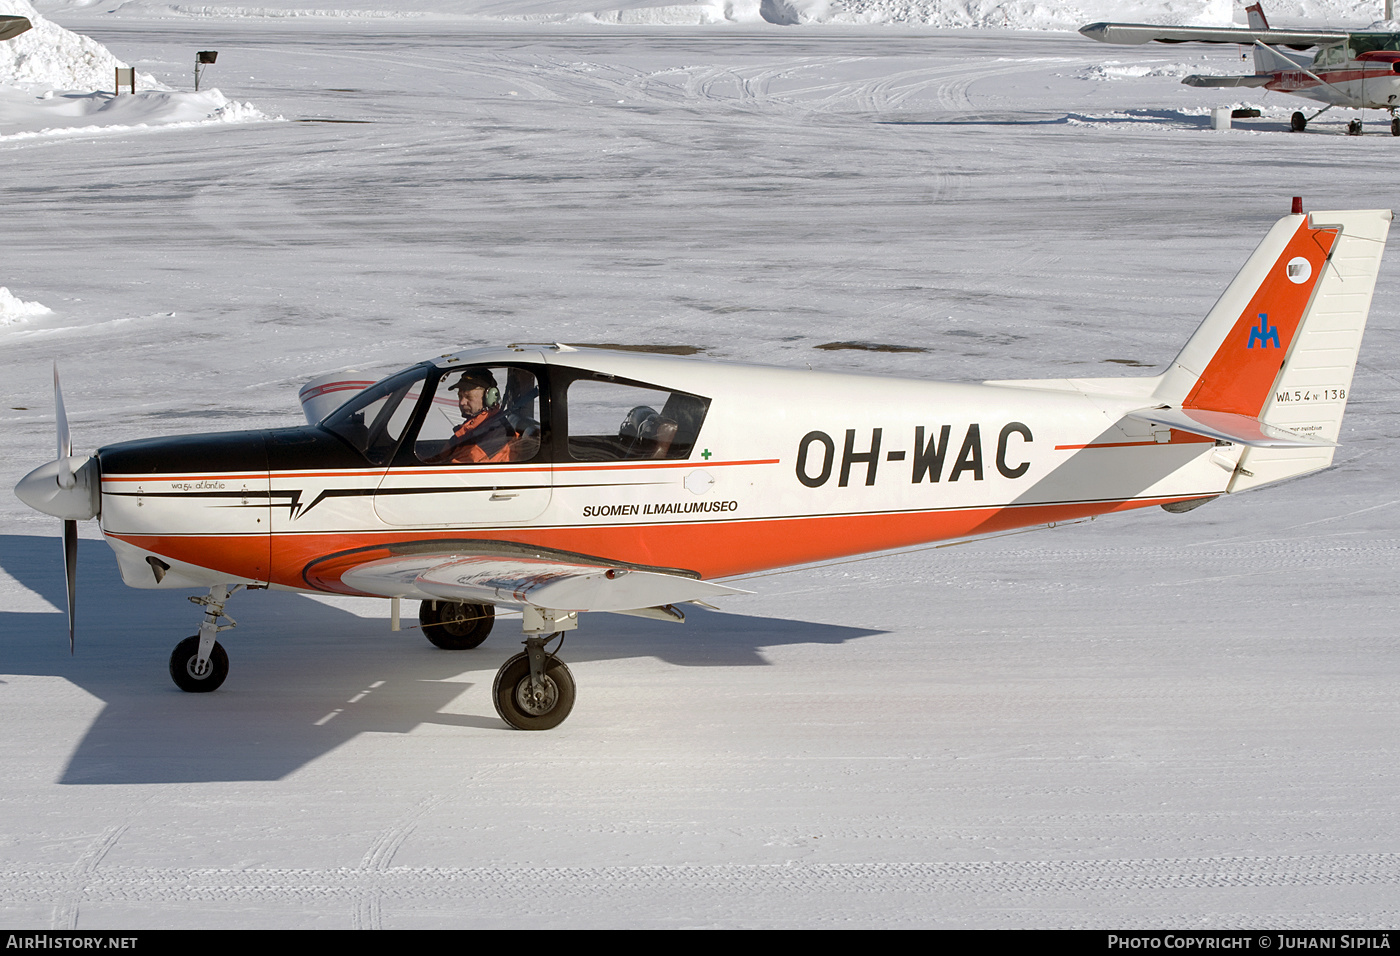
429;368;520;464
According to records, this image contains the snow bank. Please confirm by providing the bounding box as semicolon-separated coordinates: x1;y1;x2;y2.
0;84;276;136
0;287;52;326
25;0;1391;29
1;0;275;134
0;0;163;91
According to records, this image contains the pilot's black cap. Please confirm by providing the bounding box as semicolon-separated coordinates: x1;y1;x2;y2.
451;368;497;391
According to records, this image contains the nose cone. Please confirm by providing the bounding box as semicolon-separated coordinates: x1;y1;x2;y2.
15;455;100;520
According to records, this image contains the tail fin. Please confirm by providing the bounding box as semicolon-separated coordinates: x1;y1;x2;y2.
1155;208;1391;491
1246;2;1270;31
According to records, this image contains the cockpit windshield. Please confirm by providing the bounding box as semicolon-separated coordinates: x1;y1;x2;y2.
1348;32;1400;56
320;364;431;465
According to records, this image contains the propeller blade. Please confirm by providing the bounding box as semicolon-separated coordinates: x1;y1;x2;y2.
54;362;76;490
54;361;71;461
56;364;78;653
63;518;77;654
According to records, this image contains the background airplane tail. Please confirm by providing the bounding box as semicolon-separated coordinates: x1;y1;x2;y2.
1154;208;1391;492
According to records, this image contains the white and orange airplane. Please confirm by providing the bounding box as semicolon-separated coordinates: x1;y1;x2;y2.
1082;3;1400;134
15;204;1392;730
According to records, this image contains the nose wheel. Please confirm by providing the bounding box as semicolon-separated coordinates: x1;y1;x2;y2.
169;583;239;693
169;635;229;692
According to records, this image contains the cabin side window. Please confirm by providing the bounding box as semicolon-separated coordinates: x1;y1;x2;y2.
1315;42;1347;67
564;375;710;462
412;365;543;465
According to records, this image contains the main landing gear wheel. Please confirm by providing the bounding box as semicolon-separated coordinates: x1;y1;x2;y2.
1291;111;1307;132
419;600;494;649
169;635;229;693
1349;118;1364;136
493;651;576;731
1391;117;1399;136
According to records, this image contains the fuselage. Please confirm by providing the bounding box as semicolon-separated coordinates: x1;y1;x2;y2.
93;346;1228;595
1267;58;1400;109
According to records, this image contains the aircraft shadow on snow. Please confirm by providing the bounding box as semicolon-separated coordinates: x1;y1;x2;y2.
880;110;1270;129
0;534;882;786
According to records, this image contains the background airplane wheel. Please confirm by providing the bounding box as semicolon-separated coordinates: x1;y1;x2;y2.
1291;111;1307;132
1391;117;1399;136
168;636;228;693
1348;119;1364;135
493;652;575;730
419;600;494;649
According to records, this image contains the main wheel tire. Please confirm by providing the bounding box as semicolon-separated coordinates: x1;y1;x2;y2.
1349;118;1364;135
419;600;494;650
1291;111;1307;132
492;652;576;731
169;635;229;693
1391;117;1399;136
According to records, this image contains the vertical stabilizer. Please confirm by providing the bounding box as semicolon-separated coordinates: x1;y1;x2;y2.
1228;209;1391;491
1155;209;1390;492
1245;3;1270;31
1154;212;1340;416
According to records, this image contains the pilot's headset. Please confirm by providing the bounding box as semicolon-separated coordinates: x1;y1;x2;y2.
452;368;500;408
620;405;659;444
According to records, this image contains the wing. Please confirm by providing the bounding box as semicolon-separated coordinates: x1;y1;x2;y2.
339;550;749;612
0;16;32;42
1125;406;1336;448
1182;74;1273;87
1080;22;1347;49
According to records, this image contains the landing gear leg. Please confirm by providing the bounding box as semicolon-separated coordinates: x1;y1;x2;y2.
1292;105;1333;132
492;607;578;730
170;583;240;693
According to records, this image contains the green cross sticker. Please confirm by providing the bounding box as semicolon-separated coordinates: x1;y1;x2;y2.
701;449;712;460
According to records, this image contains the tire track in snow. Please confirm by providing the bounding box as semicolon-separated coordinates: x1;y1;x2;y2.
352;794;443;930
52;824;127;930
7;853;1400;918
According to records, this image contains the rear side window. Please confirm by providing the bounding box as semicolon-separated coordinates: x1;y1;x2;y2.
565;376;709;462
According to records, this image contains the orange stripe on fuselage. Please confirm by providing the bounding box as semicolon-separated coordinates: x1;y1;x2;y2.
98;458;780;484
1184;220;1337;417
107;494;1207;593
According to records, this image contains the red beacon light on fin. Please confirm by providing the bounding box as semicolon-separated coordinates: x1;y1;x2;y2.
1293;196;1304;214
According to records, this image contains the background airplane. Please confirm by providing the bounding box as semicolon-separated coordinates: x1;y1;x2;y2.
0;15;33;42
14;205;1392;731
1082;3;1400;134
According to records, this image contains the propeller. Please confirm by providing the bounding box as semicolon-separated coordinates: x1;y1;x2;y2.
56;364;76;654
13;363;99;654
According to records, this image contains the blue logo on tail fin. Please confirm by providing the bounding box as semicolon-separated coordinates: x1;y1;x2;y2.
1248;313;1279;349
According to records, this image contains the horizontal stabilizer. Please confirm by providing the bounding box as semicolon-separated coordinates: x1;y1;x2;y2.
1183;74;1272;87
1080;21;1346;48
341;552;748;612
1126;406;1335;448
